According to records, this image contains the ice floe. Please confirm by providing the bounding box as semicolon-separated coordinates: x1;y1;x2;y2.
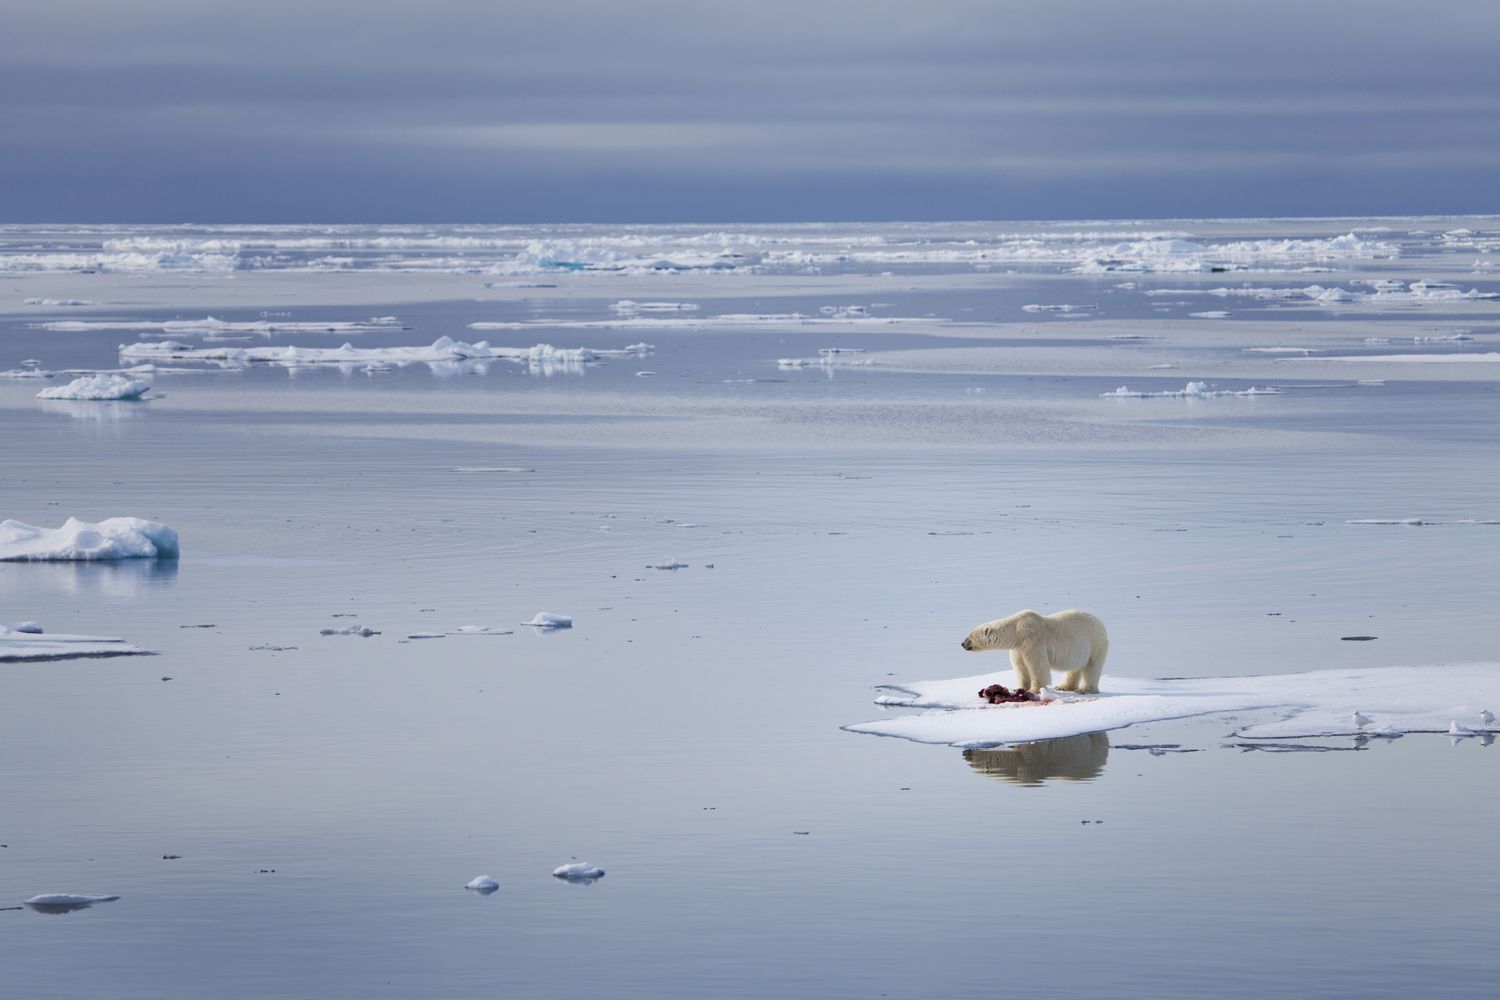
610;300;699;313
40;316;406;334
1301;353;1500;365
118;337;653;370
451;625;514;636
0;625;151;662
552;863;604;881
1022;303;1097;313
1345;518;1498;526
1100;382;1280;398
467;312;940;332
1146;280;1497;306
844;663;1500;747
22;894;120;913
36;373;152;401
465;876;499;894
24;297;93;306
522;613;572;629
320;625;381;637
0;517;179;561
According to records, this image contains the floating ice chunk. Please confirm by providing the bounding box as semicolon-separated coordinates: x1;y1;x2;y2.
610;300;699;313
0;625;151;662
1243;347;1321;355
1303;353;1500;364
23;894;120;912
846;662;1500;746
320;625;380;637
649;561;689;570
0;364;56;379
465;876;500;893
24;297;93;306
1189;311;1230;319
451;625;514;636
522;613;572;629
36;373;151;401
1100;382;1279;398
406;632;445;639
118;337;652;370
451;467;535;473
1449;721;1476;737
552;863;604;881
0;517;178;561
1022;303;1098;313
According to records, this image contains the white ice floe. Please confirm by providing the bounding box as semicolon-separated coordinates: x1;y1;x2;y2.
552;863;605;881
1022;303;1097;313
610;300;699;313
1100;381;1280;398
1345;518;1500;526
451;467;535;473
0;517;179;561
778;354;875;369
0;625;151;662
1301;353;1500;365
22;894;120;911
1188;311;1231;319
522;613;572;629
118;336;653;370
1243;347;1322;355
468;312;940;332
36;373;152;401
320;625;380;637
39;316;405;334
451;625;514;636
24;298;93;306
844;663;1500;747
1147;280;1497;306
406;632;445;639
465;877;499;893
0;363;56;379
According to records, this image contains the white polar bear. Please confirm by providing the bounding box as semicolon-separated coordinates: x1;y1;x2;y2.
960;609;1109;694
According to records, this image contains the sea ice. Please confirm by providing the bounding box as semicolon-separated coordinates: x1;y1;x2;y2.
522;613;572;629
22;894;120;912
610;300;699;313
1100;382;1280;398
39;316;405;334
844;663;1500;747
320;625;381;637
36;373;152;401
552;863;605;881
0;625;151;662
452;625;514;635
118;337;653;370
0;517;179;561
465;876;500;893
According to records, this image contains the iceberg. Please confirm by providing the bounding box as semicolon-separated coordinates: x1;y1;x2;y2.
522;613;572;629
0;517;179;561
845;663;1500;747
552;863;604;881
36;373;151;401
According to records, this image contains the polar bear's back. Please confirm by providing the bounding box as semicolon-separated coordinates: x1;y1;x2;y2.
1040;609;1109;664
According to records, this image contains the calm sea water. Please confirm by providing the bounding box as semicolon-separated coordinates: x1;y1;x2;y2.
2;219;1497;998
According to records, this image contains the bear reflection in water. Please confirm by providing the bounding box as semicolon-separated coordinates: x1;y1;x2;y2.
962;732;1110;785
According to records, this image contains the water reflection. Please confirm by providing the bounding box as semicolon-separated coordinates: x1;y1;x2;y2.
962;732;1110;785
0;558;179;601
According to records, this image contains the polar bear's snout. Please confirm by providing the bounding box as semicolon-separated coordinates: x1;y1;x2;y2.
961;635;974;651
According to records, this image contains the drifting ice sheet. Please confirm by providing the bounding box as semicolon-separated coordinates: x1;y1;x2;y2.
0;517;179;561
844;663;1500;746
118;336;652;368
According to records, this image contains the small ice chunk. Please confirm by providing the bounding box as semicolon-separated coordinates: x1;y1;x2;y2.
24;893;120;912
320;625;380;637
465;876;500;893
36;373;151;400
552;863;605;881
648;561;688;570
452;625;514;635
1449;721;1476;737
406;632;445;639
522;613;572;629
5;621;44;633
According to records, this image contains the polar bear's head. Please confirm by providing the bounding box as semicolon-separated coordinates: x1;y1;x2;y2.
961;610;1040;651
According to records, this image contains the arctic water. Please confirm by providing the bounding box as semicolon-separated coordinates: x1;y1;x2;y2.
2;218;1498;999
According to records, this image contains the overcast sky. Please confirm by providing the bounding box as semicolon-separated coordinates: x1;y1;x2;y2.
4;1;1498;222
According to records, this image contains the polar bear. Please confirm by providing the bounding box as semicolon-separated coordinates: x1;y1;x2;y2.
960;609;1109;694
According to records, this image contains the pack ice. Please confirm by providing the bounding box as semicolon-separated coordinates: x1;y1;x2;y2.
1;625;151;662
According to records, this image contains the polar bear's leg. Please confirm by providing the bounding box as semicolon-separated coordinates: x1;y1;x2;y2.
1057;670;1081;692
1009;649;1032;690
1021;653;1051;691
1078;653;1105;694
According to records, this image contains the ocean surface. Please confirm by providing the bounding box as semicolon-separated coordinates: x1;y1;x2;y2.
2;218;1498;998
